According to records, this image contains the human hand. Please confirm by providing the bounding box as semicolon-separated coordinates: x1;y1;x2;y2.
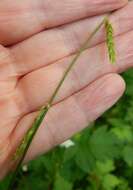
0;0;132;178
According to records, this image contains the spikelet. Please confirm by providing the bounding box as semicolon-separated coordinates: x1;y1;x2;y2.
13;130;33;161
13;105;50;161
105;18;116;64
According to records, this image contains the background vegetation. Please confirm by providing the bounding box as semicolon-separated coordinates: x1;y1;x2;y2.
1;69;133;190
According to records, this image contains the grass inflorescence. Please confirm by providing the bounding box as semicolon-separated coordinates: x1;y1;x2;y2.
7;16;115;190
105;18;116;64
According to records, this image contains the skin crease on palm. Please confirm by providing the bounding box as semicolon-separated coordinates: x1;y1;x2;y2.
1;0;133;179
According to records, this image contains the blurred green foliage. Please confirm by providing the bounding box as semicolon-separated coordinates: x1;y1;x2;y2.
1;69;133;190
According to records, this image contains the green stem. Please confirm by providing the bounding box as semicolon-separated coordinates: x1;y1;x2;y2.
7;17;106;190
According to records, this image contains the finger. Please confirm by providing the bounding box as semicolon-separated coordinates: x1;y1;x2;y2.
15;30;133;116
12;73;125;161
0;0;127;46
0;0;127;45
11;2;133;76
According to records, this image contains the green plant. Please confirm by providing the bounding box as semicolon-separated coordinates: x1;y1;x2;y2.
1;71;133;189
2;17;116;189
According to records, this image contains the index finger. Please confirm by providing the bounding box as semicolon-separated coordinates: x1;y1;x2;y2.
0;0;127;45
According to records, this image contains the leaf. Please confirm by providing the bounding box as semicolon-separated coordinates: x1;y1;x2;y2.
123;69;133;96
54;174;72;190
102;174;121;190
117;179;131;190
89;127;121;161
111;125;133;142
95;160;115;175
75;143;95;173
63;146;77;163
60;160;85;182
122;146;133;167
108;118;127;128
17;175;50;190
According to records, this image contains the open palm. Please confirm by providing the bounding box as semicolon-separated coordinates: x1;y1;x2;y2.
1;0;133;178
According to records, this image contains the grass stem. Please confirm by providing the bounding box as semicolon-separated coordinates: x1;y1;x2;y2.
7;17;107;190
